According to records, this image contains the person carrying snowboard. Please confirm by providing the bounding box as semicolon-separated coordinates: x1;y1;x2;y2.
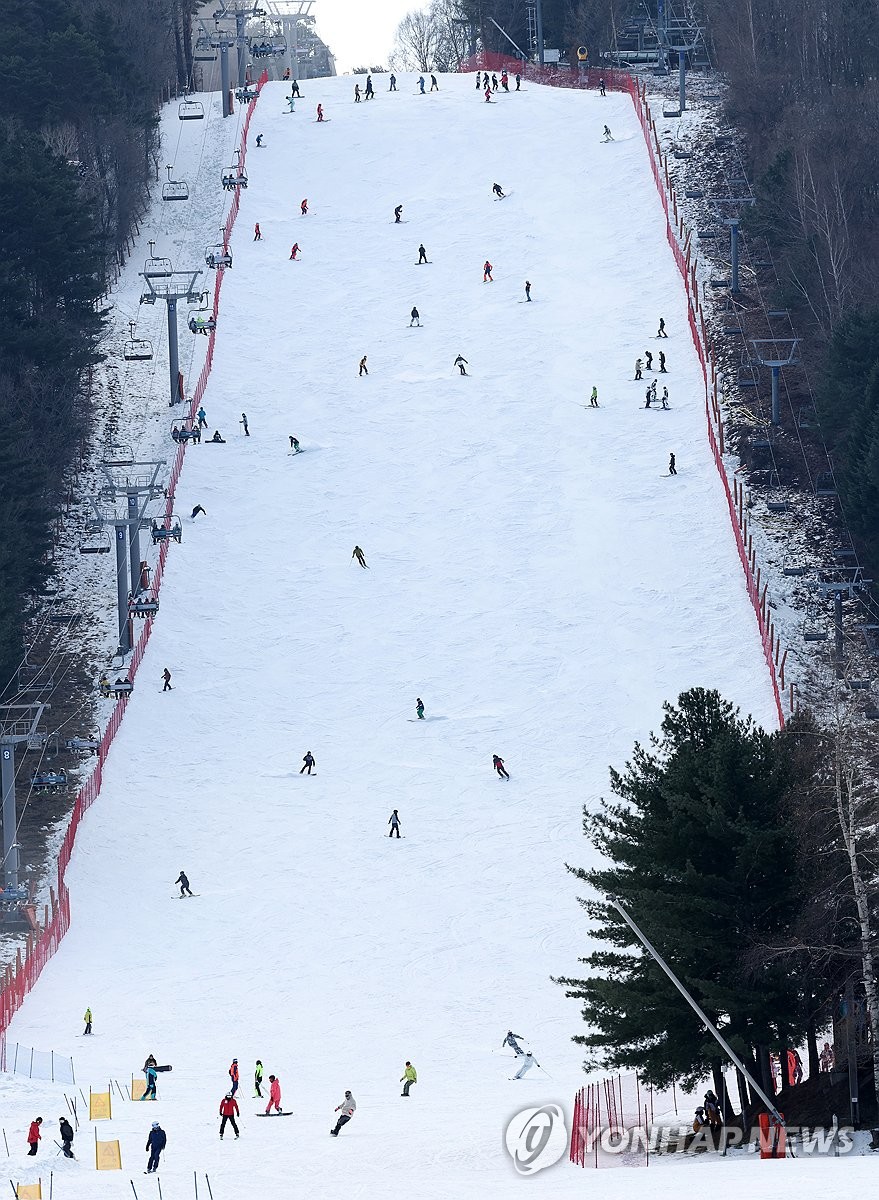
219;1094;240;1139
59;1117;75;1158
330;1091;356;1136
300;751;316;775
142;1062;158;1100
503;1030;525;1055
389;809;401;838
146;1122;166;1172
265;1075;282;1114
493;754;510;779
401;1062;417;1096
410;306;421;326
353;545;368;568
83;1006;92;1035
483;259;493;282
492;182;505;199
454;355;468;376
175;870;193;897
416;697;425;719
254;1060;264;1098
417;244;428;264
513;1050;540;1079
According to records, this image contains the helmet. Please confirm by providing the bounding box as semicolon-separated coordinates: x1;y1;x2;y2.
526;1051;533;1056
152;1121;160;1129
225;1092;232;1099
345;1090;352;1097
232;1058;238;1063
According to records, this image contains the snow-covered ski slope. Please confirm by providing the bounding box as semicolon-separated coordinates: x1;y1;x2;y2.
4;75;806;1198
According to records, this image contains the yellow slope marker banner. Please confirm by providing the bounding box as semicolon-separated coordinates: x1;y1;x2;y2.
89;1087;112;1120
95;1138;122;1170
15;1182;43;1199
131;1076;146;1101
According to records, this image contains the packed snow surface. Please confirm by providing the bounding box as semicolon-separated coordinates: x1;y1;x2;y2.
2;73;819;1198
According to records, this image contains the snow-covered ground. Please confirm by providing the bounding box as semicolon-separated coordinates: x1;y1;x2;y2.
1;73;830;1198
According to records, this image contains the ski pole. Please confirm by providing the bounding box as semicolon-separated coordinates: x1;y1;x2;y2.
537;1064;554;1080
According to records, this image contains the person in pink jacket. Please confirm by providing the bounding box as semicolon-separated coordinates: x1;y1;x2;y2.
265;1074;282;1114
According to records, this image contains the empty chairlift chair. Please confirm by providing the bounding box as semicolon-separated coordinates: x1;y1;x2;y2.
79;529;111;555
163;165;189;202
178;97;205;121
143;242;173;279
123;321;153;362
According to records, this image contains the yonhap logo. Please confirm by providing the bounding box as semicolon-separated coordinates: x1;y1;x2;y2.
505;1104;568;1175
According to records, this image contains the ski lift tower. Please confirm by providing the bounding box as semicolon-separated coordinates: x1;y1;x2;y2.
263;1;316;82
0;703;48;894
525;1;545;64
139;269;203;409
748;339;800;426
710;196;755;296
213;3;270;88
655;0;705;110
199;17;242;115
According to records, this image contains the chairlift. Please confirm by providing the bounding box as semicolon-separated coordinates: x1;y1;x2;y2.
195;31;216;62
235;86;258;103
815;470;837;497
99;673;133;698
129;594;160;618
143;241;173;278
151;516;183;545
79;529;111;555
17;665;55;695
187;294;216;335
123;321;153;361
179;98;205;121
103;444;135;466
803;610;828;642
171;420;200;444
64;736;100;756
30;769;69;796
221;166;248;191
205;244;233;270
782;556;810;578
163;165;189;202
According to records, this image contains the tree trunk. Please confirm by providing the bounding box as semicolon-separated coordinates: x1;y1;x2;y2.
807;1012;820;1080
736;1067;751;1131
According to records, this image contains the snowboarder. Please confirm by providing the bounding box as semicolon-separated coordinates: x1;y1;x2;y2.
388;809;401;838
483;259;493;282
174;870;193;897
659;350;666;372
501;71;509;91
599;77;606;96
219;1094;240;1139
515;72;521;90
142;1063;158;1100
492;182;505;198
253;223;261;240
240;413;250;436
330;1091;356;1136
301;199;308;216
389;74;397;91
83;1006;92;1035
644;350;653;370
430;74;438;91
503;1030;525;1055
475;71;481;88
300;751;316;775
417;244;428;264
289;243;300;260
418;76;426;94
229;1059;239;1095
416;697;425;719
145;1122;166;1172
191;505;207;519
668;452;677;476
59;1117;74;1158
255;134;263;147
162;668;172;692
289;436;302;453
209;431;226;442
401;1062;417;1096
291;79;301;97
365;76;374;98
525;280;531;301
359;356;368;376
409;306;421;327
197;405;208;427
394;204;403;223
634;358;643;380
493;754;510;780
454;355;468;376
484;87;492;103
649;380;657;402
27;1118;42;1155
316;104;324;121
661;387;669;409
644;388;654;409
602;125;613;141
265;1075;282;1114
352;545;368;568
354;83;361;102
589;386;599;408
491;73;499;91
286;96;296;112
254;1060;264;1098
657;317;668;338
513;1051;540;1079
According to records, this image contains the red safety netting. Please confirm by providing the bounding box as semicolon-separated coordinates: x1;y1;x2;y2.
0;71;268;1042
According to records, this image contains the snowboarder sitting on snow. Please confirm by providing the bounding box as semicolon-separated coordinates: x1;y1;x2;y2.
331;1091;356;1136
300;751;316;775
454;355;468;376
174;871;193;897
210;431;225;442
492;182;505;198
503;1030;525;1055
493;754;510;779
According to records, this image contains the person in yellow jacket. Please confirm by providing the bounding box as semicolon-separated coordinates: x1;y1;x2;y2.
83;1007;92;1036
400;1061;417;1097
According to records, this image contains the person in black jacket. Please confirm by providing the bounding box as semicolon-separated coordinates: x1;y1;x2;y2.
59;1117;75;1158
174;871;193;897
146;1122;166;1172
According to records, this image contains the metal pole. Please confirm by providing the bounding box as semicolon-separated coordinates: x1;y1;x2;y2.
128;491;141;598
730;221;740;295
678;49;686;111
291;18;299;81
220;44;231;117
167;297;180;408
0;741;20;890
834;590;845;668
114;524;131;654
609;898;785;1123
535;0;544;64
770;365;780;425
236;12;247;87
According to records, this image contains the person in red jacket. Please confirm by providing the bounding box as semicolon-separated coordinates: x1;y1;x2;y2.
27;1117;42;1155
265;1074;282;1115
229;1058;239;1095
316;104;324;122
289;243;300;260
253;223;261;240
219;1093;240;1139
300;199;308;215
483;260;493;282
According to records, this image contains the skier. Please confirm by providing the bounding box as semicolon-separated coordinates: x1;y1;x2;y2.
417;243;428;264
389;74;397;91
359;355;368;376
409;306;421;327
197;405;208;427
430;74;438;91
416;697;425;719
388;809;401;838
301;199;308;216
219;1093;240;1139
649;380;657;402
289;243;300;260
330;1091;356;1136
661;387;669;409
644;350;653;370
401;1062;417;1096
255;134;263;147
59;1117;74;1159
668;452;677;476
644;388;653;409
602;125;613;141
174;870;193;897
418;76;426;94
503;1030;525;1055
142;1062;158;1100
254;1060;264;1098
657;317;668;337
253;223;261;240
291;79;301;97
589;386;599;408
27;1117;42;1156
354;83;361;103
352;545;368;568
229;1058;240;1095
265;1075;282;1115
240;412;250;436
454;355;468;376
483;259;493;282
162;667;172;692
316;104;324;121
83;1006;92;1035
492;182;505;198
634;358;643;380
475;71;481;88
513;1050;540;1079
659;350;667;372
599;77;606;96
515;72;521;90
524;280;531;301
300;751;316;775
145;1122;166;1172
289;436;302;453
493;754;510;780
394;204;403;223
501;71;509;92
191;504;207;519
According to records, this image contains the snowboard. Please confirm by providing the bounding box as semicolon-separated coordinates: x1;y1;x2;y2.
174;893;200;898
156;1065;173;1072
414;261;432;265
256;1111;294;1117
314;119;332;123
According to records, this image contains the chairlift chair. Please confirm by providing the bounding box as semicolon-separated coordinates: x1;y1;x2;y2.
123;321;153;361
815;470;837;497
79;529;111;555
179;98;205;121
235;86;258;103
205;244;232;270
103;444;135;466
803;609;828;642
65;736;100;755
187;293;216;335
170;420;200;444
31;769;69;796
221;166;248;190
143;255;173;279
163;165;189;202
151;516;183;544
129;595;160;618
782;556;810;578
